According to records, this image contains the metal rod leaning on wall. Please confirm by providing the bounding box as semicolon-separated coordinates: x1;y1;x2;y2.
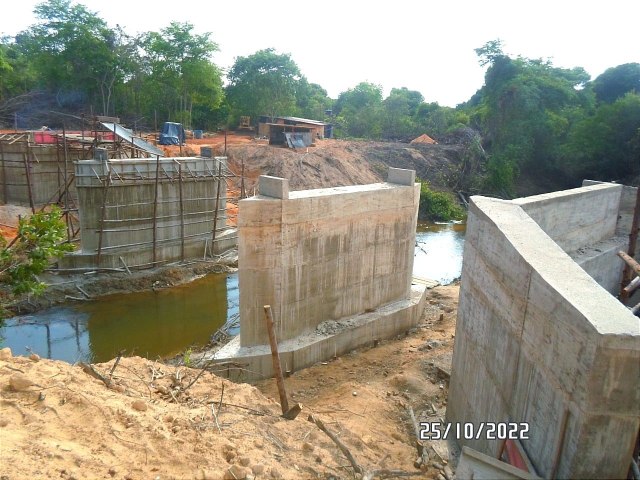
210;160;222;257
152;154;160;265
96;170;113;267
178;162;185;262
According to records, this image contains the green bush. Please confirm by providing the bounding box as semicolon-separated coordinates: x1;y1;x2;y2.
0;206;74;297
418;181;466;222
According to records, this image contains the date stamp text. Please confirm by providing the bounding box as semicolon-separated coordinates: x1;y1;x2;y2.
419;422;530;441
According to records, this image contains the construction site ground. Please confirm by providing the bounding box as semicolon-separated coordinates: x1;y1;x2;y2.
1;132;470;314
1;132;467;479
0;284;459;480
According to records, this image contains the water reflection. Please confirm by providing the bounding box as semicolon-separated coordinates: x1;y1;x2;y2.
2;222;466;363
1;273;236;363
413;221;466;284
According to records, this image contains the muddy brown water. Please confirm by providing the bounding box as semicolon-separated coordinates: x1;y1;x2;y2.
1;274;238;363
1;222;464;363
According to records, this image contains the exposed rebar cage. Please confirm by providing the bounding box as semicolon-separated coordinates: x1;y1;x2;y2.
63;155;239;272
0;125;244;271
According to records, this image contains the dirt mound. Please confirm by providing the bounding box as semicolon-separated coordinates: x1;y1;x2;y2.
410;134;437;145
213;139;468;195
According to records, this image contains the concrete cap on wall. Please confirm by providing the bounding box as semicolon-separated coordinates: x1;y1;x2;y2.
200;146;213;158
259;175;289;199
387;167;416;186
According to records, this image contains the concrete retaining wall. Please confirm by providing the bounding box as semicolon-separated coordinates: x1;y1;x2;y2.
447;185;639;479
0;141;79;206
237;170;420;347
513;183;627;295
59;156;236;270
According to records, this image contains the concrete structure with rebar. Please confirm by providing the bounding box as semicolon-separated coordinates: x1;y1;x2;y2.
59;155;237;271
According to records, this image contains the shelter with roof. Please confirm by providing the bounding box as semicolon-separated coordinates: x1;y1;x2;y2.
257;116;332;147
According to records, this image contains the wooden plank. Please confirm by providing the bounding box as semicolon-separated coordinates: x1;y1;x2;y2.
412;275;440;289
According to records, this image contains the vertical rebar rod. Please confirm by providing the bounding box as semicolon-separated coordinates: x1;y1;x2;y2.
96;172;112;267
241;157;246;199
179;162;185;262
62;123;71;242
211;161;222;254
152;155;160;265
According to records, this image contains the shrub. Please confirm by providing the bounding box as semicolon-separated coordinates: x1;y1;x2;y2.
418;181;465;222
0;206;74;297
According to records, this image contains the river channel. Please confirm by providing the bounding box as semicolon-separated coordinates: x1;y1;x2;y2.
0;222;464;363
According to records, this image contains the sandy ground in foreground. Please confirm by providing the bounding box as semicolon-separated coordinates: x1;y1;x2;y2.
0;284;459;480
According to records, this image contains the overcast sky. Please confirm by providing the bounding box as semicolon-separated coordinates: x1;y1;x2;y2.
2;0;639;107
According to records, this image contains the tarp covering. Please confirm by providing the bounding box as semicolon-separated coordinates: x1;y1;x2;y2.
158;122;186;146
100;122;165;156
284;132;310;148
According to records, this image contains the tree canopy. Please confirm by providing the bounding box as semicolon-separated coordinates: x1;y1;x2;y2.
226;48;302;125
0;9;637;194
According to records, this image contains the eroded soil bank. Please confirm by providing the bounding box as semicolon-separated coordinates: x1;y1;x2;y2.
0;284;460;480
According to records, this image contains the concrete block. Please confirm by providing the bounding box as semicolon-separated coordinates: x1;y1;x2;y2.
387;167;416;186
258;175;289;199
238;179;419;347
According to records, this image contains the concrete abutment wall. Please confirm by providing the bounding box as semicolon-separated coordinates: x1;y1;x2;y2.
213;169;427;380
0;141;79;206
447;183;639;479
238;171;419;346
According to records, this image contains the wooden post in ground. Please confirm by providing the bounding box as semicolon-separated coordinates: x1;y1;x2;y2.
263;305;302;420
263;305;289;413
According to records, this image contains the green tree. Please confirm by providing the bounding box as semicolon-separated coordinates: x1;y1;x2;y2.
141;22;223;128
295;78;332;120
470;40;590;193
16;0;127;114
226;48;301;125
563;92;640;180
592;63;640;104
334;82;383;138
414;102;462;137
381;88;423;139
